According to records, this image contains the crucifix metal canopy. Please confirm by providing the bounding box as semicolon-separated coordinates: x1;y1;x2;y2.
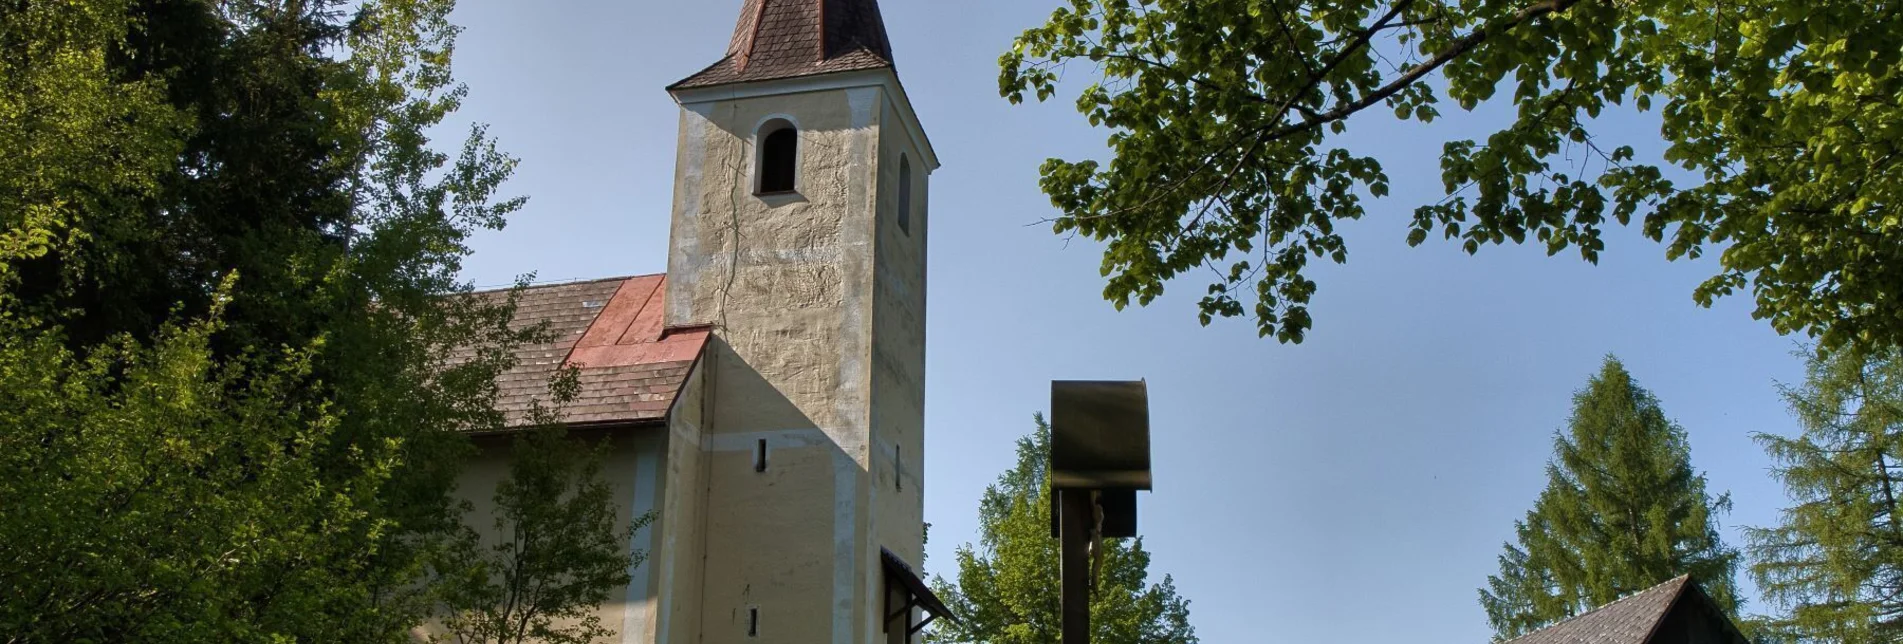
1049;380;1151;539
1051;380;1152;489
1048;380;1153;644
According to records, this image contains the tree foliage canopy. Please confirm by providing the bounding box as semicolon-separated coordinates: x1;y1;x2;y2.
0;0;563;640
1002;0;1902;351
1480;357;1739;640
927;415;1196;644
1748;348;1903;643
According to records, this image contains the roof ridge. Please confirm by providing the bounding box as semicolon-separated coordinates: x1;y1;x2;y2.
731;0;769;71
1632;576;1694;644
1498;575;1691;644
467;273;665;295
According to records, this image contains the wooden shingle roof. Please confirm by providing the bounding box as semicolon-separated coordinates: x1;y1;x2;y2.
1500;576;1749;644
469;275;707;429
671;0;894;90
1502;577;1689;644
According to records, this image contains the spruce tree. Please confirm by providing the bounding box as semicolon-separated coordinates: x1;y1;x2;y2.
1479;357;1739;640
1747;348;1903;643
927;415;1196;644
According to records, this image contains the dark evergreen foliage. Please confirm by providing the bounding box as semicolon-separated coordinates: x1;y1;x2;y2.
1480;357;1739;640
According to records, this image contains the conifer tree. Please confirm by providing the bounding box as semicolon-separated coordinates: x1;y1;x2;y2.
1747;348;1903;643
1480;357;1739;640
927;415;1196;644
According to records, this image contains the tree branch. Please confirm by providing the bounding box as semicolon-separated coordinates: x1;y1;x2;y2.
1281;0;1418;118
1264;0;1587;142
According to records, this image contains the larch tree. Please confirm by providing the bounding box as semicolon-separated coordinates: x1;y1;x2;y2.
1480;357;1739;640
927;415;1196;644
1000;0;1903;352
1747;348;1903;643
0;0;627;640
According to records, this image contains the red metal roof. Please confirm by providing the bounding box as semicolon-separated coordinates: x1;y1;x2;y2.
671;0;894;90
468;275;707;429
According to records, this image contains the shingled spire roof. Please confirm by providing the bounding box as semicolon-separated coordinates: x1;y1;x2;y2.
670;0;895;90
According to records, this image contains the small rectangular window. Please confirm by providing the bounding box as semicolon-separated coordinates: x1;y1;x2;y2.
758;123;798;194
897;156;913;236
754;439;768;473
748;607;760;638
895;445;903;491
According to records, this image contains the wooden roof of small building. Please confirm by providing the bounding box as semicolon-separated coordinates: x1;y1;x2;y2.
1501;576;1750;644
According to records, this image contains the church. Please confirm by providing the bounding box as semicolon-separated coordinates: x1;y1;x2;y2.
454;0;953;642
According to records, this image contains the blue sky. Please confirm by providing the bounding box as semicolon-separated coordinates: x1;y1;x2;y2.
445;1;1807;641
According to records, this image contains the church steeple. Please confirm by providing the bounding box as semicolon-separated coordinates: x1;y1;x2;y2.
670;0;895;90
655;0;940;640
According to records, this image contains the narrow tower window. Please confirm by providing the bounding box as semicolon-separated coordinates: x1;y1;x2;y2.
758;119;798;194
897;155;913;235
754;439;768;473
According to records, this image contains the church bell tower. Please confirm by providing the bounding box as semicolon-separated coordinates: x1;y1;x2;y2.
658;1;941;642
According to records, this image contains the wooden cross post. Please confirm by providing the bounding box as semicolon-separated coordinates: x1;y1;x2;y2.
1049;381;1152;644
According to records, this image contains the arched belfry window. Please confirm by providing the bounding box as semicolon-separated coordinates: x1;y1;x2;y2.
897;155;913;236
757;119;798;194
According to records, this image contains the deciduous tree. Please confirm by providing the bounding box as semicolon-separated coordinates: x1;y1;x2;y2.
431;373;651;644
927;415;1196;644
0;0;576;640
1002;0;1902;351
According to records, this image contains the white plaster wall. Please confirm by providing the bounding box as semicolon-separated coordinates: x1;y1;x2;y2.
658;366;708;644
868;91;930;641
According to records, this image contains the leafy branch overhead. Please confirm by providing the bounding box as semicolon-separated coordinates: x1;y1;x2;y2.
1002;0;1902;350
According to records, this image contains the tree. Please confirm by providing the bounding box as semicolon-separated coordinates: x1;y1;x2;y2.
0;283;406;642
1001;0;1903;351
1479;357;1738;640
1747;347;1903;643
0;0;551;640
431;375;653;644
927;415;1196;644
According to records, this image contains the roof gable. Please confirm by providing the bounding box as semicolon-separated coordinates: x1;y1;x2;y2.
1502;577;1688;644
1499;577;1749;644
